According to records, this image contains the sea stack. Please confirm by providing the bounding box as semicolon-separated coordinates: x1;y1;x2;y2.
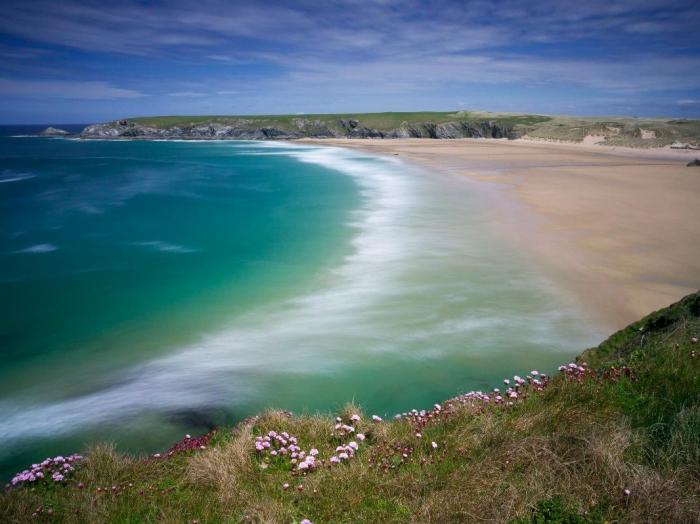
38;126;70;136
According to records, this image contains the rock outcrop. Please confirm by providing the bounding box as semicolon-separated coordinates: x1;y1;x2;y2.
38;126;70;136
80;118;518;141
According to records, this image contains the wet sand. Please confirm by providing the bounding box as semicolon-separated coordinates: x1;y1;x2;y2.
301;138;700;330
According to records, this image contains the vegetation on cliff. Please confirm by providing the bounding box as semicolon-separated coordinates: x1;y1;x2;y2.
80;111;700;147
2;292;699;523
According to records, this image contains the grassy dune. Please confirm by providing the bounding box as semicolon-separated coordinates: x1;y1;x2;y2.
2;293;699;523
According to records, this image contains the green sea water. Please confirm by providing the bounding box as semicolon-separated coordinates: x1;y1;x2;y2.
0;128;605;479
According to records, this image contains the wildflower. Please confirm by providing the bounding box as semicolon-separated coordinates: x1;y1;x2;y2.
531;370;539;376
416;433;422;438
282;483;289;490
153;453;161;458
623;488;631;496
357;433;366;441
309;448;319;456
350;414;361;422
348;441;358;450
301;519;312;524
52;473;64;482
185;434;191;439
503;379;510;385
372;415;382;422
329;456;340;464
339;452;349;460
431;441;438;449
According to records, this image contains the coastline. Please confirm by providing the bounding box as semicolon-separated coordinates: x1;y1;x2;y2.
299;137;700;331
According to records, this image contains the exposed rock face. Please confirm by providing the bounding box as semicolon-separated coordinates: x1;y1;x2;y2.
80;118;517;140
38;126;70;136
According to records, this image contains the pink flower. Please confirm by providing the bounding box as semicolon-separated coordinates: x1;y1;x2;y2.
357;433;366;441
372;415;382;422
431;441;438;449
350;414;361;422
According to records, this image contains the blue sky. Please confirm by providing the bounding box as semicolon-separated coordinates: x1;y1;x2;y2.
1;0;699;123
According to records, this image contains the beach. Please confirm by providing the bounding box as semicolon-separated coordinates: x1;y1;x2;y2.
302;138;700;330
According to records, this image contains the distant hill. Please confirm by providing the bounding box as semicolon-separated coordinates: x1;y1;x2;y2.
80;111;700;148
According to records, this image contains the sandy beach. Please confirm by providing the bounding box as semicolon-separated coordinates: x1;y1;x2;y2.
302;138;700;331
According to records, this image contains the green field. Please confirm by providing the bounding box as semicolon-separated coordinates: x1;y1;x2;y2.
129;111;549;129
3;292;699;523
117;111;700;146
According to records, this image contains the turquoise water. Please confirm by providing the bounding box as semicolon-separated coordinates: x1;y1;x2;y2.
0;129;605;479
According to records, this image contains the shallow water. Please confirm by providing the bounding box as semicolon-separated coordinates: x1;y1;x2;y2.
0;129;605;478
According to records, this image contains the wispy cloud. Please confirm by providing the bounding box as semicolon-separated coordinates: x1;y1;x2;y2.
0;79;146;99
0;0;699;121
167;91;207;97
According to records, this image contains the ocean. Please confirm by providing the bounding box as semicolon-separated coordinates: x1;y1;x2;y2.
0;127;604;479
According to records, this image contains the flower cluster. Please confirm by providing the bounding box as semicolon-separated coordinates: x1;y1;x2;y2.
11;454;83;486
255;430;321;473
394;404;446;438
254;416;370;478
333;416;356;436
447;370;550;410
558;361;589;382
600;365;635;381
165;432;213;457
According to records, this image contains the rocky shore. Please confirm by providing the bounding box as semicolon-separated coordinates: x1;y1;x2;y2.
80;117;516;140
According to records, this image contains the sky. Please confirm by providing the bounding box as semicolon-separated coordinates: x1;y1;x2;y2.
0;0;699;124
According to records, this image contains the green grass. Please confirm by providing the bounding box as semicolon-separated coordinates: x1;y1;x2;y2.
2;293;699;523
128;111;551;130
119;111;700;146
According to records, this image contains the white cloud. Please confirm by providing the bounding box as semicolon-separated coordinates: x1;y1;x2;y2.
167;91;207;97
0;79;146;99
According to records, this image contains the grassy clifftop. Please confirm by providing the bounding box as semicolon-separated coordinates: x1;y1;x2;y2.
2;293;699;523
120;111;700;147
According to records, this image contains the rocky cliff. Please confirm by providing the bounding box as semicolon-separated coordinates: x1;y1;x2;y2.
80;118;516;140
38;126;71;136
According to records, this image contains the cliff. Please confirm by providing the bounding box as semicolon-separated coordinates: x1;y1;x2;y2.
81;116;518;140
2;292;699;523
79;111;700;147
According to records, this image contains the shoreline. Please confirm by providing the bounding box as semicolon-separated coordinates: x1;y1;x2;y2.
300;138;700;331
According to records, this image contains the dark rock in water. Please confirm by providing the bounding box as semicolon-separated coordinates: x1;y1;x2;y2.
168;407;233;430
687;159;700;167
38;126;70;136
